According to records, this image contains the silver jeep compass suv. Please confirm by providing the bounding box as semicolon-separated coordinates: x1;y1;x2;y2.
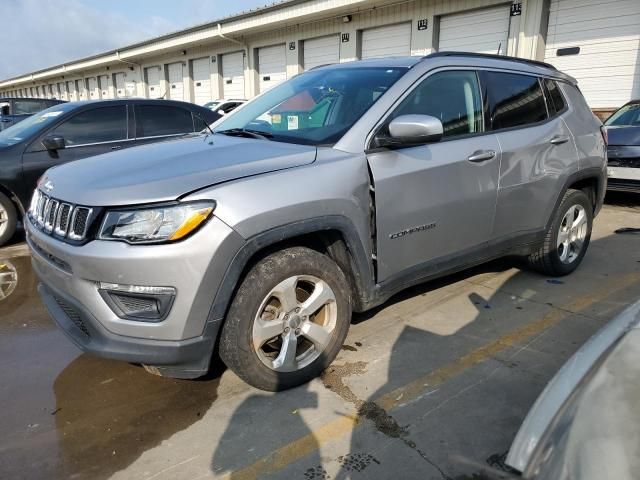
27;53;606;391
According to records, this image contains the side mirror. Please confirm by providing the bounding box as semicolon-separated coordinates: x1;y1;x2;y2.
388;114;443;145
42;135;66;151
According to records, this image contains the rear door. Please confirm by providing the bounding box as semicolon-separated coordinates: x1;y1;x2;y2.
368;69;501;282
22;104;131;192
483;71;579;239
133;103;195;146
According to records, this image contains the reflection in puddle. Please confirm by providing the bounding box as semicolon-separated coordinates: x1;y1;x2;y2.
0;260;18;301
0;252;220;480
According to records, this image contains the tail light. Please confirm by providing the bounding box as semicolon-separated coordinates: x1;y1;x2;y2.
600;126;608;146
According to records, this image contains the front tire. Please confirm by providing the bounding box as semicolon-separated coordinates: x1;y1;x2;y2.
219;247;352;391
527;189;593;276
0;192;17;247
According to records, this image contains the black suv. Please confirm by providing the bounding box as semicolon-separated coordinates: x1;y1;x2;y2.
0;99;218;245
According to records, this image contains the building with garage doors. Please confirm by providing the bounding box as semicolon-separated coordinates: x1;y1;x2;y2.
1;0;638;118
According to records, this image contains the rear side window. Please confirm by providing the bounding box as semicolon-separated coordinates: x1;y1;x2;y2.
14;100;44;115
484;72;547;130
52;106;127;146
391;70;484;138
543;79;566;114
136;105;194;137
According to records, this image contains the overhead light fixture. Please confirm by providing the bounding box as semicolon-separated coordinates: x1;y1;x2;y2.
181;49;187;56
342;15;352;23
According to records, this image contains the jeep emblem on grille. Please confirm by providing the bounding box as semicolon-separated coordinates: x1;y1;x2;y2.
44;180;54;192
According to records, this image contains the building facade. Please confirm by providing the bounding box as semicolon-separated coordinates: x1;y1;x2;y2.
1;0;638;117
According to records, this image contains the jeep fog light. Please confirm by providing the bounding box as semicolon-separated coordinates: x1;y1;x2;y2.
98;282;176;322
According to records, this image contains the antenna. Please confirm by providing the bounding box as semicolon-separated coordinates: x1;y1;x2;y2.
496;42;502;55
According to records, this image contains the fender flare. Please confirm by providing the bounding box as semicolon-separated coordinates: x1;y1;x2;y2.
207;215;375;323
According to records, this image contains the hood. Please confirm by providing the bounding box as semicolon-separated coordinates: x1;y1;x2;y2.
42;134;317;206
606;125;640;147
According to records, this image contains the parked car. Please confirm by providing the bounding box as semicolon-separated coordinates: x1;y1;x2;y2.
504;299;640;480
26;53;606;391
203;99;246;119
604;100;640;192
0;99;218;245
0;98;65;131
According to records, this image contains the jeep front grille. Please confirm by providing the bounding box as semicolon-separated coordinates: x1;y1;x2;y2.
29;189;93;241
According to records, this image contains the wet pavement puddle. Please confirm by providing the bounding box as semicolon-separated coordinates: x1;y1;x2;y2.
0;249;220;480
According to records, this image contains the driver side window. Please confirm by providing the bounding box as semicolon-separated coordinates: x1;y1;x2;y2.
392;70;483;138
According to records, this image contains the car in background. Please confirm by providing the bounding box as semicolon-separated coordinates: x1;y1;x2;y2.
0;98;218;246
203;99;246;119
604;100;640;193
505;299;640;479
0;98;65;131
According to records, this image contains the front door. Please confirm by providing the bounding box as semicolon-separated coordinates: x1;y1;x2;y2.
22;104;131;196
367;70;501;282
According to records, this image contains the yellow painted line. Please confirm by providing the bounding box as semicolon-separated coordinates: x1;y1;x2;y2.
222;272;640;480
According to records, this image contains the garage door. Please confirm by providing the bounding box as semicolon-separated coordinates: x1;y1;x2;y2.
66;81;76;101
192;57;212;105
114;73;126;98
544;0;640;109
439;5;511;55
78;80;88;100
98;75;111;99
58;83;67;101
258;44;287;93
222;51;245;99
87;77;99;99
361;23;411;59
145;66;161;98
303;35;340;70
168;62;184;100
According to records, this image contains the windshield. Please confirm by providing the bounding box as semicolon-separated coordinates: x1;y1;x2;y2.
214;67;407;145
0;103;73;146
605;103;640;126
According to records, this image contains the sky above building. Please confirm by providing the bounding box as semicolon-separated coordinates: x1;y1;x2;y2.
2;0;275;80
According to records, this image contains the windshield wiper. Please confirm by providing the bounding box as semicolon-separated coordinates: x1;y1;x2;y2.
217;128;273;140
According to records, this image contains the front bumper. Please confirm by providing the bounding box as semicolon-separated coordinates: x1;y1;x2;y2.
27;214;244;377
607;166;640;192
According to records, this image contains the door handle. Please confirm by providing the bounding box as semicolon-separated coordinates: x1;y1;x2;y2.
550;136;569;145
0;118;11;122
467;150;496;163
111;145;122;150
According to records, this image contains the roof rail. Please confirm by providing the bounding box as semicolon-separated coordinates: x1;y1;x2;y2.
424;51;558;71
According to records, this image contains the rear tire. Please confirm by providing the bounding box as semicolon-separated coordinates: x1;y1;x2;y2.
0;192;17;247
219;247;352;391
527;189;592;276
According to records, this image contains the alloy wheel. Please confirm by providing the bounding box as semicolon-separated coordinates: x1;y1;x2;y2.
557;204;588;264
252;275;337;372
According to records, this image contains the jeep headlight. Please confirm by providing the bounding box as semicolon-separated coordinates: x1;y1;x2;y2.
98;202;215;244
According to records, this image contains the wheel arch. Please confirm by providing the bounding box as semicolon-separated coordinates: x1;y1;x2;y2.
208;216;376;326
0;183;25;218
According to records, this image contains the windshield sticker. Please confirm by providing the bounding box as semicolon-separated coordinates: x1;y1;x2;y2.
287;115;299;130
272;113;282;124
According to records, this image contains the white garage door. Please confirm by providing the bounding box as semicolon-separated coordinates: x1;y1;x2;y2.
98;75;111;99
77;80;88;100
258;44;287;93
168;62;184;100
439;5;511;55
66;81;76;101
192;57;212;105
222;51;245;99
114;73;126;98
303;35;340;70
87;77;99;99
361;23;412;59
58;83;67;101
544;0;640;109
145;66;161;98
